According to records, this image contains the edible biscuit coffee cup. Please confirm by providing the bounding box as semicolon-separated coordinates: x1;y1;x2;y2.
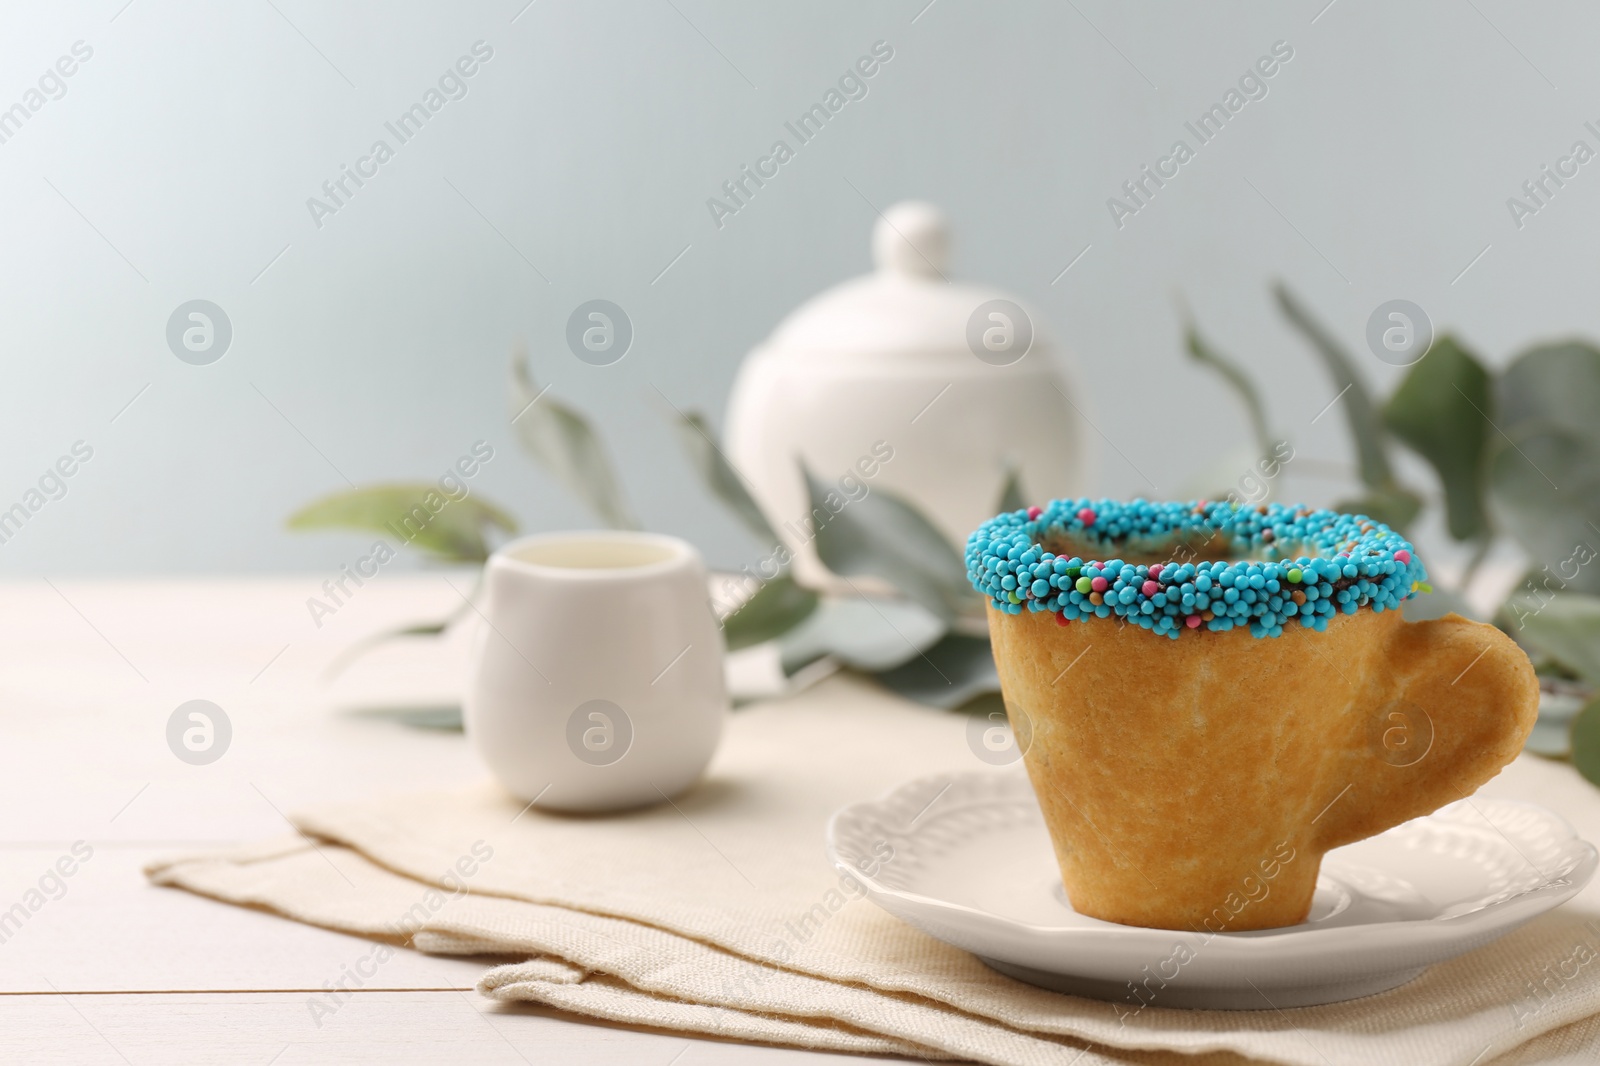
971;499;1539;932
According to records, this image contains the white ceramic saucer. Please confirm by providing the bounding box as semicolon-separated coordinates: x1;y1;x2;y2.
826;771;1597;1010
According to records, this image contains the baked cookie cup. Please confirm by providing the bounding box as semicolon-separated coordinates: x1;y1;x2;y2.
969;499;1540;932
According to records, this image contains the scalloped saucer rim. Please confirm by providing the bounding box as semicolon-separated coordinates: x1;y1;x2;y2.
825;770;1598;1010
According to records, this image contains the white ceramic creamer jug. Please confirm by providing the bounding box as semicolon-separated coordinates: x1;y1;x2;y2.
463;531;727;812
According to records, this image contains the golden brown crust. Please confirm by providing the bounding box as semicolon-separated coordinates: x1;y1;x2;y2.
988;606;1539;931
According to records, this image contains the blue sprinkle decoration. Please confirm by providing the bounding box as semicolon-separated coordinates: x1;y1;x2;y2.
964;498;1426;642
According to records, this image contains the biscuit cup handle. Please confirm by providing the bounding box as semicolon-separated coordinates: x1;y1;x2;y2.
1315;613;1539;851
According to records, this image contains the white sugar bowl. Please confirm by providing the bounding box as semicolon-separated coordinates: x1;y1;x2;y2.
724;202;1086;590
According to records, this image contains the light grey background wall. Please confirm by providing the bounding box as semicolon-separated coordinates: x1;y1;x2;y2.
1;0;1594;575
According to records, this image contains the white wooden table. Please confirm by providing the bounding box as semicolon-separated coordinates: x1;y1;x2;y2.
0;574;911;1064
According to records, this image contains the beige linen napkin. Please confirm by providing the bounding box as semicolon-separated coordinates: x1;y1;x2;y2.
149;675;1600;1066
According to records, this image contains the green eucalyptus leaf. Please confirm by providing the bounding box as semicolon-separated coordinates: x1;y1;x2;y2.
1382;335;1492;542
1501;566;1581;633
345;705;464;731
803;464;973;622
720;573;818;651
1486;342;1600;593
320;614;467;679
777;596;945;674
1569;695;1600;785
1530;657;1583;684
1333;487;1423;534
954;689;1007;718
1488;426;1600;591
996;464;1028;515
1185;323;1273;458
510;347;639;530
1511;593;1600;688
1496;341;1600;428
288;483;516;562
1273;283;1394;491
870;633;999;709
387;621;452;637
671;410;779;543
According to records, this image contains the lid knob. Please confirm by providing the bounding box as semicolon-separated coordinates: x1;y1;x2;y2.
872;201;949;279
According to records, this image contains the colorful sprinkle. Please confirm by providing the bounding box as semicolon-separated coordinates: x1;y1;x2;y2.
964;498;1426;641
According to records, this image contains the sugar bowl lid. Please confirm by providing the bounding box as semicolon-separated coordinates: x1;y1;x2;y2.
759;201;1052;366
